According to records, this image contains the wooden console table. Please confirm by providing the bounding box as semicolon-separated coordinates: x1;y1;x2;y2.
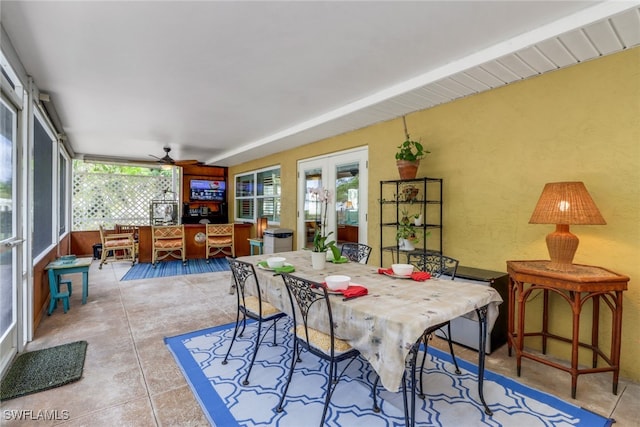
506;260;628;398
137;223;251;262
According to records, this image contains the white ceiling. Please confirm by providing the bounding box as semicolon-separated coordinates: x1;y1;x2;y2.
2;1;639;167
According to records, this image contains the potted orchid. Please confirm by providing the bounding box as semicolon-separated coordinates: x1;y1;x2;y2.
308;188;341;268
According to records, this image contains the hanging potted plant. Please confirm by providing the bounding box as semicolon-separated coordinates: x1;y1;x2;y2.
395;116;429;180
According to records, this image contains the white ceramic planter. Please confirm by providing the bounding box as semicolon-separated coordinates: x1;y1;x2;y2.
311;251;327;270
398;238;415;251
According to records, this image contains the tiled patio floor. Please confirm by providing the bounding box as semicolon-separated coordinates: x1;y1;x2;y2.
1;260;638;426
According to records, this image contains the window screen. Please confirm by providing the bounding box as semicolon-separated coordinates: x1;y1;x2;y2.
59;152;67;235
32;117;54;257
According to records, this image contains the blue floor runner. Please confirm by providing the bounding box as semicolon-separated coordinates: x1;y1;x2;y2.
165;320;613;427
121;258;229;281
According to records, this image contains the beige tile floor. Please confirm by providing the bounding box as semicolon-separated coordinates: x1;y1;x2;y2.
1;260;639;426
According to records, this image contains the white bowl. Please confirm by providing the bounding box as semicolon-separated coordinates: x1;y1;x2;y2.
325;275;351;291
266;257;286;268
391;263;414;276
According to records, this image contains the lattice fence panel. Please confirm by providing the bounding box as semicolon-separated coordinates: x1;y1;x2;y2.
73;172;173;231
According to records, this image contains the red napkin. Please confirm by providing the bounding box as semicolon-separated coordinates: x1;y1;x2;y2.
411;272;431;281
378;268;394;275
340;285;368;298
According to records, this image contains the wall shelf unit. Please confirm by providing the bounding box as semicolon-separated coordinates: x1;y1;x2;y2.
181;164;228;224
379;177;443;267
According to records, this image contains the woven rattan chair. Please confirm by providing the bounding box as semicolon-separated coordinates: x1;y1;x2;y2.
276;273;380;425
151;225;186;267
340;242;372;264
115;224;139;256
407;251;461;397
206;223;235;262
224;257;287;385
98;225;136;269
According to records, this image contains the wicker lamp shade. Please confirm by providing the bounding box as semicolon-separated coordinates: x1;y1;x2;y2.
257;216;268;239
529;182;605;271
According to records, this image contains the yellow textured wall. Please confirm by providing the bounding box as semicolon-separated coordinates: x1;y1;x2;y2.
229;47;640;381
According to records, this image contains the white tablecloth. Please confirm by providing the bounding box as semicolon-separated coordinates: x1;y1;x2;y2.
239;250;503;392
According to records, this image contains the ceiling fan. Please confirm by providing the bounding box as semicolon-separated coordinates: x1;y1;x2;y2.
149;147;200;166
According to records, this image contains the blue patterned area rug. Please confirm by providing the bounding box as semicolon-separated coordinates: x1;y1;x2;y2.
120;258;229;281
165;321;612;427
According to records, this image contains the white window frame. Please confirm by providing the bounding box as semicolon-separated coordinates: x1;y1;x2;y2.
58;146;70;237
31;107;57;264
234;166;281;225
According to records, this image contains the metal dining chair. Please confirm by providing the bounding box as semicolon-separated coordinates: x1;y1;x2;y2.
340;242;372;264
224;257;287;385
407;251;459;279
407;251;461;398
276;273;380;426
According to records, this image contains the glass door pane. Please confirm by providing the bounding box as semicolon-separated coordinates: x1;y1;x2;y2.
0;96;18;373
302;167;323;250
297;147;368;251
335;162;360;244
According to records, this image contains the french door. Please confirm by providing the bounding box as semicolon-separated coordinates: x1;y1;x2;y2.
0;95;22;375
297;147;368;250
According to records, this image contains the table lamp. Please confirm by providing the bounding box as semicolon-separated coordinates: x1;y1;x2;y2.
257;217;268;239
529;182;606;271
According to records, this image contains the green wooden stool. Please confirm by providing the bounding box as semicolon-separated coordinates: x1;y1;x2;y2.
248;238;264;255
48;273;71;315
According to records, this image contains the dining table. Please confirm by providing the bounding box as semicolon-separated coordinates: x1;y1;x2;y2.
237;250;504;425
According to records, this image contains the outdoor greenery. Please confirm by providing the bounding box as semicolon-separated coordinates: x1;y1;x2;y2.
336;175;358;204
0;183;9;199
73;161;171;176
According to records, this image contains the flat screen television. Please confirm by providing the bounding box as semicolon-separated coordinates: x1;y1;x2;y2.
190;179;226;202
